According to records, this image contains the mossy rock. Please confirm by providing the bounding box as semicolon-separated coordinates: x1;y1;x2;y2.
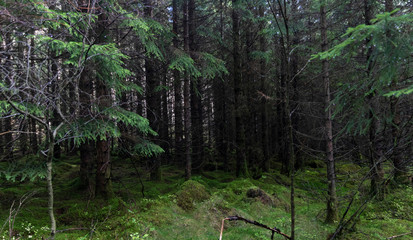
246;188;274;206
176;180;210;211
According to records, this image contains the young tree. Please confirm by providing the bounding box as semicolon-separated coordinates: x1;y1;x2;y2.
1;1;164;237
317;1;413;196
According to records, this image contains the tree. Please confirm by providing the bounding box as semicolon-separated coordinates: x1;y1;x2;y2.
233;0;247;177
1;1;164;237
172;0;184;166
320;0;338;223
317;4;413;195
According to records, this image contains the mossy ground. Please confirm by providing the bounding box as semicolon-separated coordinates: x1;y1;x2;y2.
0;155;412;239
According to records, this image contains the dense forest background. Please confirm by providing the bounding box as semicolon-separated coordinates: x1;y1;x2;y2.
0;0;412;239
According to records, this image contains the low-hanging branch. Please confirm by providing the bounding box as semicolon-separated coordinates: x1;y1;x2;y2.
219;215;291;240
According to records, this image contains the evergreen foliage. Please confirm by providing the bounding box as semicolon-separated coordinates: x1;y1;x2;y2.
315;9;413;134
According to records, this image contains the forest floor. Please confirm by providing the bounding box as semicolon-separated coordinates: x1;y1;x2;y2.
0;154;412;240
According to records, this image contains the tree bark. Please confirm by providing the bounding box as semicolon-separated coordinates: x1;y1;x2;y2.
365;0;385;200
385;0;406;184
3;34;13;160
94;4;113;197
259;5;269;172
213;0;228;170
46;132;56;239
321;1;338;223
183;0;192;180
78;66;94;194
144;0;162;181
189;0;204;171
95;66;113;198
161;69;170;164
233;0;247;177
172;0;184;165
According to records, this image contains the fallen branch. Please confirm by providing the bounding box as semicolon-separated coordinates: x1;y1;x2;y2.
219;215;291;240
55;227;88;233
387;232;413;239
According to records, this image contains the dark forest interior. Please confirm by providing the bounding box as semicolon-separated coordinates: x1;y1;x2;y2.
0;0;412;239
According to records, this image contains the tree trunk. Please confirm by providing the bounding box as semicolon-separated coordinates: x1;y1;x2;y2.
94;5;113;197
385;0;406;184
321;2;338;223
95;58;113;198
183;0;192;180
189;0;204;171
78;65;94;194
3;34;13;160
279;36;290;175
213;0;228;171
144;0;162;181
259;5;269;172
51;51;61;159
161;69;170;164
173;0;184;165
95;136;112;198
233;0;247;177
365;0;385;200
30;118;38;154
46;132;56;239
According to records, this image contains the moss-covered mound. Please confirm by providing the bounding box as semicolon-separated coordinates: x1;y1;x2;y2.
176;180;210;211
246;188;273;206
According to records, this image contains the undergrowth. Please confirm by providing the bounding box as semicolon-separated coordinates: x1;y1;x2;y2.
0;155;412;239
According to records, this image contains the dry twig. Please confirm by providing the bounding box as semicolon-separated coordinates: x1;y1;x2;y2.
387;232;413;239
219;215;291;240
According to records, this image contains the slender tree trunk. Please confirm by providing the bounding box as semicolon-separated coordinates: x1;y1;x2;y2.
50;50;61;159
233;0;247;177
77;0;94;195
46;131;56;239
365;0;385;200
385;0;406;184
161;69;170;164
183;0;192;180
30;118;38;154
213;0;228;170
245;16;255;174
274;0;295;237
279;33;289;175
290;0;302;171
259;5;269;172
189;0;204;171
144;0;162;181
321;2;338;223
172;0;183;165
78;64;94;194
28;38;39;154
19;118;28;155
3;34;13;160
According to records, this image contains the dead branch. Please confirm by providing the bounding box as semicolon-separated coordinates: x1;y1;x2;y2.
387;232;413;239
219;215;291;240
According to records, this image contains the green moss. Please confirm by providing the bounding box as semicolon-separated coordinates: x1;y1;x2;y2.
176;180;210;211
1;154;412;240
